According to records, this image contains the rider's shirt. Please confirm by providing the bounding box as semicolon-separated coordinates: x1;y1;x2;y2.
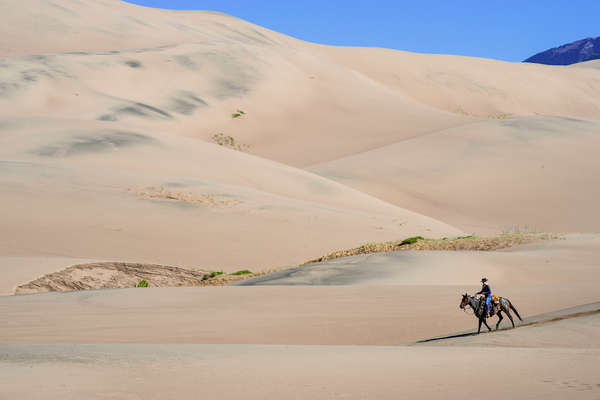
477;284;491;297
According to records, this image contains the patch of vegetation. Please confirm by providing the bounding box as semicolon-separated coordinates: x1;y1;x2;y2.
302;233;560;265
202;271;224;281
488;113;513;119
135;279;149;288
400;236;425;245
231;109;246;118
230;269;252;276
211;133;249;152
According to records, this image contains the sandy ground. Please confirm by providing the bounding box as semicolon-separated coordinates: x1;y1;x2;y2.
2;236;597;399
420;305;600;348
2;235;599;344
1;313;599;400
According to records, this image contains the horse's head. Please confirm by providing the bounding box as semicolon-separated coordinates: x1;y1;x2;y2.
459;293;470;309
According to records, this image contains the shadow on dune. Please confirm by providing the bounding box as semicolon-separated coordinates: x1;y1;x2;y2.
34;130;156;157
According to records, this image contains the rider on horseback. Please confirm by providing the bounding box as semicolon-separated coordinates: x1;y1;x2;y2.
476;277;492;317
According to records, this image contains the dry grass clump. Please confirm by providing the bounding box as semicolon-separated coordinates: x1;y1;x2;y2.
302;233;560;264
211;133;249;151
129;186;241;207
488;112;513;119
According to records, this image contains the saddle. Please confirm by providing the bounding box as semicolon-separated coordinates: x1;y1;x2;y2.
489;296;501;316
479;295;500;317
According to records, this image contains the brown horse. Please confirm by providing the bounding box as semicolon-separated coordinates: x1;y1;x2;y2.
460;293;523;334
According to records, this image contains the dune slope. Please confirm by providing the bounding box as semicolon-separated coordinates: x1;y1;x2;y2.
1;0;600;277
312;116;600;233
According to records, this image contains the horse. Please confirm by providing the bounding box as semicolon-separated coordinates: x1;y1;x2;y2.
459;293;523;334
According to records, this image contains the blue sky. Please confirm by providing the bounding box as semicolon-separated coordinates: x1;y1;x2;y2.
124;1;599;62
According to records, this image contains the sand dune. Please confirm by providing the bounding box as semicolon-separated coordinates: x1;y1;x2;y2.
0;116;460;281
571;59;600;69
312;116;600;233
320;45;600;119
1;0;599;272
0;0;292;57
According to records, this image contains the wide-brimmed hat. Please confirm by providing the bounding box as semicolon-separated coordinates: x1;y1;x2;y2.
481;277;488;283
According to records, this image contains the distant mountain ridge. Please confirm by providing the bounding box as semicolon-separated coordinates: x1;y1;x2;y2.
524;36;600;65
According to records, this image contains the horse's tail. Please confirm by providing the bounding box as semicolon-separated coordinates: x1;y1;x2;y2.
509;300;523;321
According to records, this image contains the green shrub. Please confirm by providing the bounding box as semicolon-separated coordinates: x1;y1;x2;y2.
231;109;246;118
135;279;149;288
202;271;224;280
400;236;425;246
230;269;252;276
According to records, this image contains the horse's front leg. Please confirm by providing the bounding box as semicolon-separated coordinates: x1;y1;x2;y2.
477;318;482;334
482;318;492;332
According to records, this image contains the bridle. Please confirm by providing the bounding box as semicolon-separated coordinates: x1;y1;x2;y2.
460;295;475;315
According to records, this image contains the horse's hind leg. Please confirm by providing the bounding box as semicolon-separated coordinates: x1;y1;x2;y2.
506;310;515;328
496;312;503;330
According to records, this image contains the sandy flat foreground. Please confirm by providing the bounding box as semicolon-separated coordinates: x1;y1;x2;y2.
1;235;598;398
1;312;599;400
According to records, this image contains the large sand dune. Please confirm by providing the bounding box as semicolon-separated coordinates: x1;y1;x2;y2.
2;0;599;274
0;116;459;277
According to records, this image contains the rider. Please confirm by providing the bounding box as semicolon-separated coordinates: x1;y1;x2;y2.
476;277;492;317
